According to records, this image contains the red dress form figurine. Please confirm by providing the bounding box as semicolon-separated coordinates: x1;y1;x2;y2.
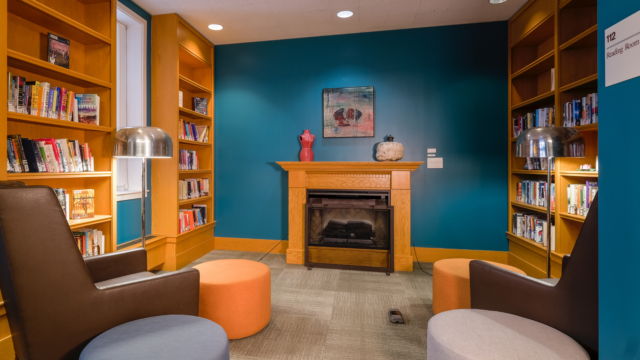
299;130;315;162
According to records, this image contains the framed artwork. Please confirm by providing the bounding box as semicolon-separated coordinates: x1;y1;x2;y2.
322;86;374;138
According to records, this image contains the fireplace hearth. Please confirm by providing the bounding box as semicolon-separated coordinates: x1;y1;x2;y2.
305;190;393;273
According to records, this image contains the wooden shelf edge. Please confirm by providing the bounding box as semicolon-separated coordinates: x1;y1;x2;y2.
176;221;215;239
178;195;212;205
511;170;553;175
178;75;212;94
511;51;555;79
178;169;212;174
506;232;565;263
8;49;112;88
511;91;555;110
560;0;597;9
178;139;212;147
9;0;111;45
559;73;598;92
559;212;586;222
7;171;112;179
7;111;114;132
69;214;112;229
511;201;556;215
575;123;598;132
559;24;598;50
559;171;599;178
179;107;212;120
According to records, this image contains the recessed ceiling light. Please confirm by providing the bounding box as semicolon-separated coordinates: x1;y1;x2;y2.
208;24;223;30
337;11;353;18
489;0;507;3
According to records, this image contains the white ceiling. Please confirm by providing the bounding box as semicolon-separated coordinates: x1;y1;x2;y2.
133;0;527;45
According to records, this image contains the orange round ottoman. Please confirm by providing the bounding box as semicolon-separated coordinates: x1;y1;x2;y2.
432;259;526;315
194;259;271;339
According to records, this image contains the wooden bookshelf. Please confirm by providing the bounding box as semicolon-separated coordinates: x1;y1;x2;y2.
508;0;598;278
151;14;214;271
0;0;117;357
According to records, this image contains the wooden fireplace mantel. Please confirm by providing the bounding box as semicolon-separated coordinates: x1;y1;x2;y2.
276;161;424;271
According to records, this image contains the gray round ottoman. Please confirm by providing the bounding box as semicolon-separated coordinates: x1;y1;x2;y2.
427;309;589;360
81;315;230;360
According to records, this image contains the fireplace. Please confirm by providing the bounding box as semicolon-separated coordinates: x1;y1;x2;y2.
305;190;394;273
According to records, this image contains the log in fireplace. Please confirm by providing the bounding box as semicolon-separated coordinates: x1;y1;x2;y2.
305;190;394;273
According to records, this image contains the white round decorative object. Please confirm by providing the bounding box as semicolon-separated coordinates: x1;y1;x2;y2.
376;135;404;162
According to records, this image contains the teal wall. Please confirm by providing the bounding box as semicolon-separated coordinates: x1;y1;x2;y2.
598;1;640;358
116;0;152;244
214;22;508;250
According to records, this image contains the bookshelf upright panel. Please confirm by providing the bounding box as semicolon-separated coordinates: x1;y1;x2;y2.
0;0;117;357
508;0;598;278
151;14;215;271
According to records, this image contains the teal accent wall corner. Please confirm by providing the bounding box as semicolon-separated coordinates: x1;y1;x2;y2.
214;22;508;251
598;1;640;358
116;0;153;244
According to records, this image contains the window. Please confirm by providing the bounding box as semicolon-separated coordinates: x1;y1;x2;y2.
116;4;147;201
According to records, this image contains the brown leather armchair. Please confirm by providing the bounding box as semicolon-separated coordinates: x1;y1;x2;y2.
0;185;200;360
469;194;598;358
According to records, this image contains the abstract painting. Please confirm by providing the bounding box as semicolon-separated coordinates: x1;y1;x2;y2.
322;86;374;138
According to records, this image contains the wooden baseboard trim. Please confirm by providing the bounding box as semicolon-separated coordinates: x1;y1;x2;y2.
214;238;508;265
411;247;508;264
214;237;289;254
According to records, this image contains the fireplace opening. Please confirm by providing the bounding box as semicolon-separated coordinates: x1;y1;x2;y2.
305;190;394;272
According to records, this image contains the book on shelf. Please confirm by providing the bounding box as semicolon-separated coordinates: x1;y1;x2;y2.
193;97;208;115
6;135;93;173
72;228;104;257
6;72;84;122
179;205;207;234
563;93;598;127
512;212;556;251
178;119;209;142
47;33;70;69
53;188;70;220
76;94;100;125
513;106;555;138
179;149;199;170
567;182;598;217
179;178;210;200
71;189;95;220
550;68;555;91
516;180;554;210
179;91;183;107
524;157;555;171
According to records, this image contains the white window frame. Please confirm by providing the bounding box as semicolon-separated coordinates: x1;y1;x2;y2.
116;4;148;202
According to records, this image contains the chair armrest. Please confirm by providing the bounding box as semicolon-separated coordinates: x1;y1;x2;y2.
84;248;147;283
96;268;200;321
562;254;571;274
469;260;557;322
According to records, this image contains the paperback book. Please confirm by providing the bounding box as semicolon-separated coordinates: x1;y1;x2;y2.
72;189;95;220
193;97;208;115
47;33;70;69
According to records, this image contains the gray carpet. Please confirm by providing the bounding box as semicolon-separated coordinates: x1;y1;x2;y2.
177;250;434;360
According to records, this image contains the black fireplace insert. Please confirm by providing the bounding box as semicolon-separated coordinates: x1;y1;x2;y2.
305;189;394;273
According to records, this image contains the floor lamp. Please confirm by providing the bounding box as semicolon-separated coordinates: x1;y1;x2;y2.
114;127;173;248
515;127;584;278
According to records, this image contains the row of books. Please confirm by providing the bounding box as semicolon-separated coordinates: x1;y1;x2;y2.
7;72;100;125
512;107;555;138
563;93;598;128
73;228;104;257
524;157;555;171
179;178;210;200
568;142;585;157
179;119;209;143
516;180;555;210
53;188;95;220
179;205;208;234
179;149;200;170
512;212;556;250
568;182;598;217
7;135;94;173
